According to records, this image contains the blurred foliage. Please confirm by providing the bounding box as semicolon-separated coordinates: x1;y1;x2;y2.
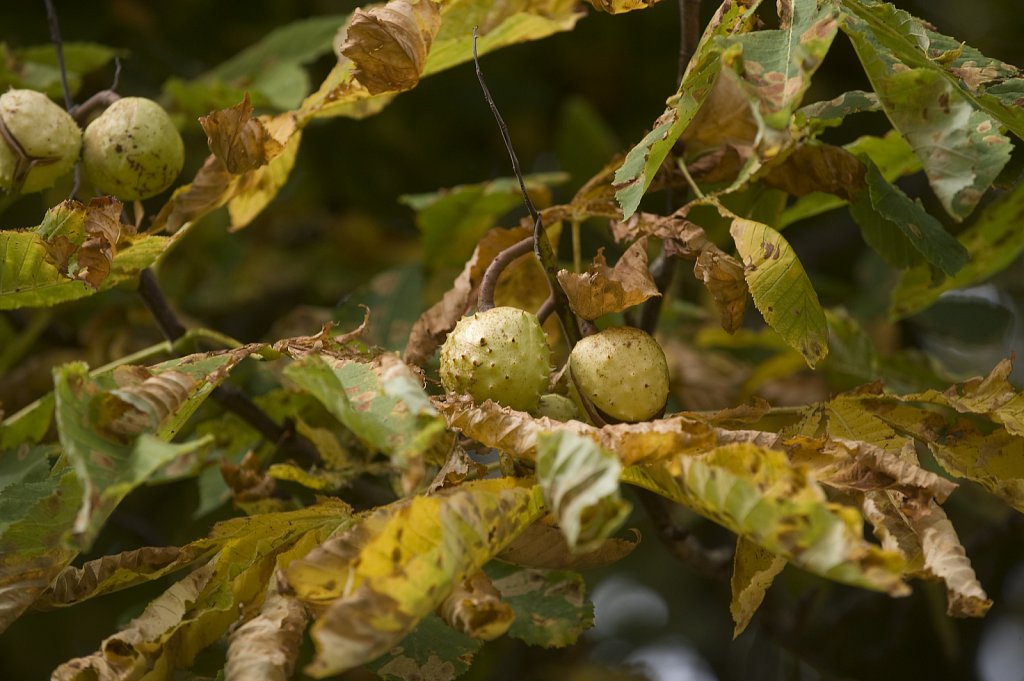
1;1;1024;680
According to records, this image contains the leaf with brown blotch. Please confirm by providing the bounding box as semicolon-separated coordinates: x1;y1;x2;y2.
100;367;196;440
404;226;530;365
623;444;910;596
762;142;866;202
340;0;442;95
285;478;545;678
585;0;664;15
225;576;309;681
557;238;659;320
200;94;286;174
497;520;639;570
902;359;1024;438
787;436;957;503
863;491;991;617
437;570;515;641
730;537;785;638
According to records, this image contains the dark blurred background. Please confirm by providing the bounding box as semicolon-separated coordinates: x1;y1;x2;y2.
1;1;1024;679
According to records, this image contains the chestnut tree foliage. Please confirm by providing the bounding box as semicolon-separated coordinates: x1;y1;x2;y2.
1;0;1024;678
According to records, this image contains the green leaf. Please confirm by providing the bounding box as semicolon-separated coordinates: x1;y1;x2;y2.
730;217;828;366
842;5;1013;220
793;90;881;137
780;130;920;228
890;179;1024;319
0;42;117;98
849;157;968;275
54;362;217;550
367;614;482;681
727;0;839;128
622;443;909;594
615;0;760;217
285;477;546;677
838;0;1024;140
0;200;170;310
535;431;631;553
400;173;567;271
284;352;445;484
166;14;347;116
486;561;594;648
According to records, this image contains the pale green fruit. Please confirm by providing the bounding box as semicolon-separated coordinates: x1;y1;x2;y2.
440;306;551;412
569;326;670;423
82;97;184;200
532;393;579;422
0;89;82;193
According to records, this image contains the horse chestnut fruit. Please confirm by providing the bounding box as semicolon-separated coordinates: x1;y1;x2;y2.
440;306;551;412
82;97;184;200
0;89;82;194
569;326;669;423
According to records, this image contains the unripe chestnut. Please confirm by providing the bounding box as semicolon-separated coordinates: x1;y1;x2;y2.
532;393;579;422
568;326;670;423
0;89;82;193
440;306;551;412
82;97;184;200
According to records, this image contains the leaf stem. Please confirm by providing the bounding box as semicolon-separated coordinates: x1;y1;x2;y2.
472;27;581;347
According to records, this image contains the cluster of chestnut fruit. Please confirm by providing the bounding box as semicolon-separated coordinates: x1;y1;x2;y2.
0;88;183;200
439;304;670;424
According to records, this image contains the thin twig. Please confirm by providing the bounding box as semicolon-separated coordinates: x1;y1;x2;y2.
136;268;306;454
679;0;702;84
472;27;581;347
44;0;73;111
638;252;676;333
478;236;533;311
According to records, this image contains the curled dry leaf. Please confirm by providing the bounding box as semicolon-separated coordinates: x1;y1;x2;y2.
225;577;308;681
199;93;286;174
616;211;748;332
762;142;866;201
100;366;196;440
340;0;443;95
863;491;991;618
404;226;530;365
557;238;660;320
41;197;126;290
437;570;515;641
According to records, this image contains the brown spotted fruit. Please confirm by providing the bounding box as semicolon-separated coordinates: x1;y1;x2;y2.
440;306;551;412
569;326;669;423
82;97;184;200
0;89;82;193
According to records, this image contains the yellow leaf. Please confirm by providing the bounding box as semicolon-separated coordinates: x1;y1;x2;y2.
285;478;545;677
730;537;785;638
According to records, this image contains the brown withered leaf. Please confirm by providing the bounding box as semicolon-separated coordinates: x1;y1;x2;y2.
98;366;196;440
557;238;659;320
437;570;515;641
200;94;286;174
498;519;639;570
586;0;663;14
681;70;759;184
762;142;866;201
152;155;235;233
76;197;125;289
404;225;530;365
341;0;442;95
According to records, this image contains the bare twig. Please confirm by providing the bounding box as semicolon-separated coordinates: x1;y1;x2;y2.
478;236;533;311
44;0;73;111
472;27;581;347
679;0;702;84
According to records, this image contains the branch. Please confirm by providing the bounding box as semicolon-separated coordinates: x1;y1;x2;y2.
472;27;581;347
44;0;73;111
636;488;732;581
478;236;533;311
